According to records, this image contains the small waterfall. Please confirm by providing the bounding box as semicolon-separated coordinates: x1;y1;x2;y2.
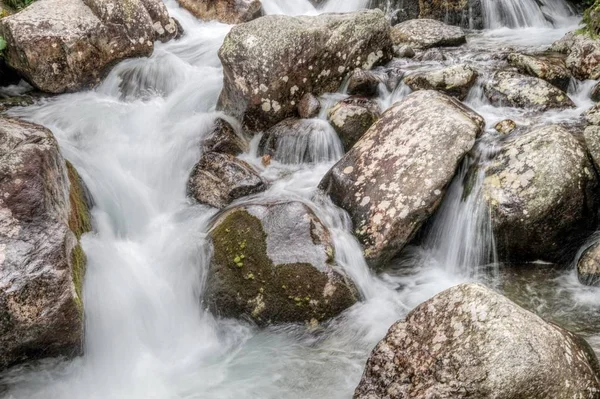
481;0;575;29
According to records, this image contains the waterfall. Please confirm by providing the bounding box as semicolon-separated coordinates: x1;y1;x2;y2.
481;0;575;29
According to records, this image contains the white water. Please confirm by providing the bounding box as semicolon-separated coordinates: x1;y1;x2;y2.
1;0;600;398
481;0;575;28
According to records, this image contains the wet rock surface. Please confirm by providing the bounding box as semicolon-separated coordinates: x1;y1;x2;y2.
484;71;575;111
218;10;393;131
403;64;477;100
298;93;321;119
320;90;483;268
354;283;600;399
0;117;91;371
483;124;599;263
202;118;248;156
578;242;600;286
327;97;380;151
0;0;179;94
390;19;466;50
205;201;358;326
177;0;262;24
507;53;571;91
551;32;600;80
188;152;266;209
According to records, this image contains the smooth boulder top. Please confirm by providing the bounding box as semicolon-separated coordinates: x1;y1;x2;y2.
217;10;393;131
355;283;600;399
320;90;484;268
403;64;478;100
390;18;466;49
177;0;263;24
0;0;178;93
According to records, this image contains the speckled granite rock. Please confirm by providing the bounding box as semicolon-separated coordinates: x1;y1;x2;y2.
578;242;600;286
390;19;466;49
0;0;179;93
355;283;600;399
551;32;600;81
177;0;262;24
508;53;571;91
217;10;393;131
483;124;599;262
404;64;477;100
319;90;484;268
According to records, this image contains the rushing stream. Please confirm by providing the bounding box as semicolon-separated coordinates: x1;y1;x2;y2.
1;0;599;398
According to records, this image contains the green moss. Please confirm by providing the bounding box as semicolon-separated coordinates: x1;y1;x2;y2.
579;0;600;38
205;208;357;326
66;161;92;310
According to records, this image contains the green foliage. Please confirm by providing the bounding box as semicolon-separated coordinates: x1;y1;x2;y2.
0;37;6;52
5;0;36;10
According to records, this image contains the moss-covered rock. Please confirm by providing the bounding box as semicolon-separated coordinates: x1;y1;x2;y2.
204;201;358;326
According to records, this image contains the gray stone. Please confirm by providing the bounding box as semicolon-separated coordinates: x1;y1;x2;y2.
484;71;575;111
298;93;321;119
347;69;383;97
0;0;179;93
404;64;477;100
390;19;466;50
551;32;600;81
320;90;483;268
578;242;600;286
202;118;248;156
327;97;380;151
188;152;266;209
508;53;571;91
218;10;393;131
355;283;600;399
177;0;263;24
205;201;358;326
483;124;598;262
494;119;517;135
0;117;91;371
392;44;415;58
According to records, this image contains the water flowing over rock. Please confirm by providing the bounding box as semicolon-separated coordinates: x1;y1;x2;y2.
578;242;600;286
258;118;343;164
390;19;466;50
551;32;600;80
0;117;91;371
202;118;248;156
217;10;393;131
319;90;483;268
403;64;477;100
187;152;266;209
507;53;571;91
354;283;600;399
370;0;483;28
0;0;179;94
327;97;380;151
177;0;263;24
483;124;599;263
484;71;575;111
204;201;358;326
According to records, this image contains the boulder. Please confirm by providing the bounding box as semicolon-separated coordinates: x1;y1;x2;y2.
298;93;321;119
354;283;600;399
494;119;517;135
483;124;599;263
507;53;571;91
319;90;483;268
202;118;248;156
403;64;477;100
0;117;91;371
578;242;600;286
592;82;600;102
188;152;266;209
393;45;415;58
484;71;575;111
217;10;393;131
347;69;383;97
327;97;380;151
0;0;179;94
258;118;343;164
204;201;358;326
390;19;466;50
551;32;600;80
177;0;262;25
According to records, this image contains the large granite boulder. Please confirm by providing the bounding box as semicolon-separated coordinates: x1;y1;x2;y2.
0;0;179;93
204;201;358;326
507;53;571;91
483;125;599;263
217;10;393;131
551;32;600;80
0;117;91;371
403;64;477;100
355;283;600;399
484;71;575;111
177;0;262;24
320;90;484;268
390;19;466;50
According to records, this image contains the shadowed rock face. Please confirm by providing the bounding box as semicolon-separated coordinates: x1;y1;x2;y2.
177;0;263;24
355;283;600;399
0;0;179;94
482;125;599;263
217;10;393;132
320;90;483;269
0;117;91;371
484;71;575;111
204;201;358;326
